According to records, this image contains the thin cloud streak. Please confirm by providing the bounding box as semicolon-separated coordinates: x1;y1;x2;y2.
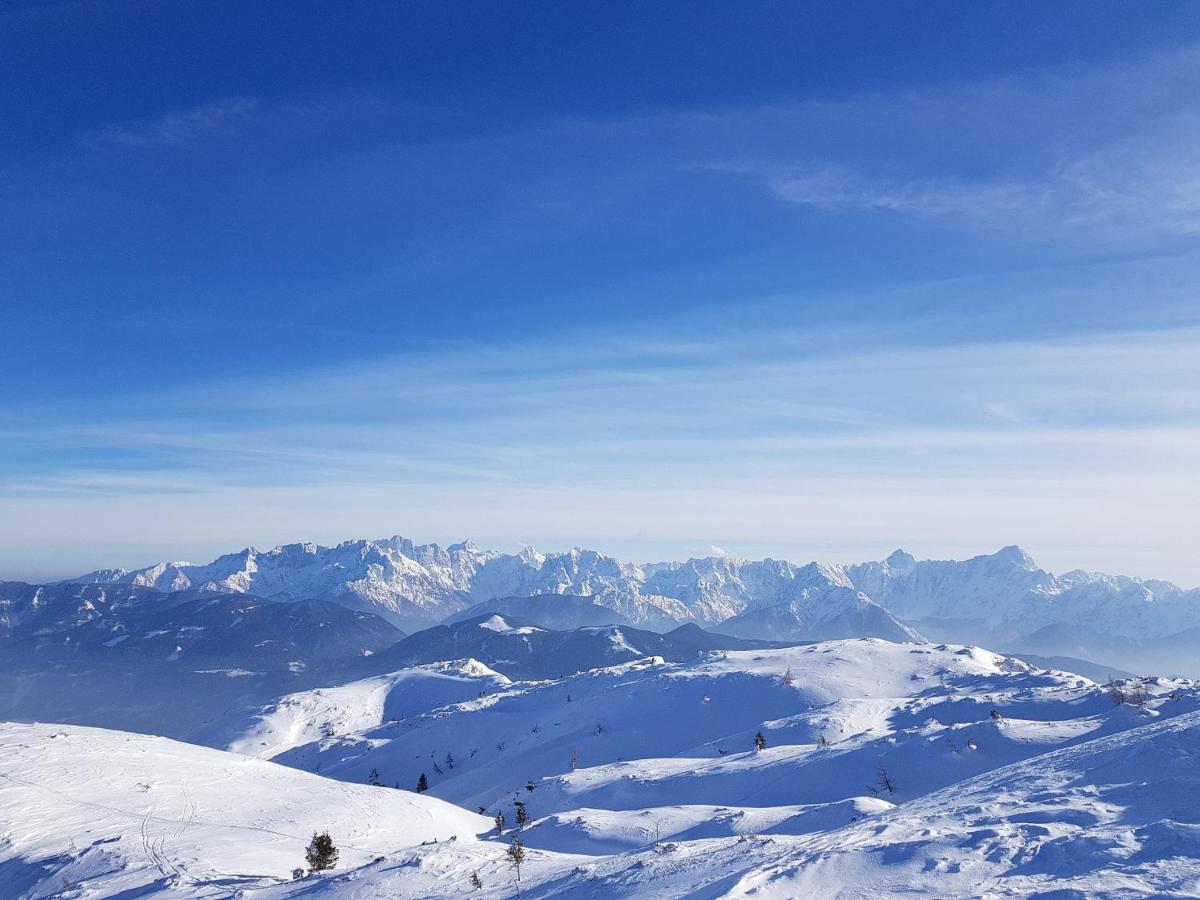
701;45;1200;245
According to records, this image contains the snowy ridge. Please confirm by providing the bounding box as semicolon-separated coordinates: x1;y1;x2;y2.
214;659;511;760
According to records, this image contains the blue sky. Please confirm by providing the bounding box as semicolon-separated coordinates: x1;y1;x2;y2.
3;1;1199;582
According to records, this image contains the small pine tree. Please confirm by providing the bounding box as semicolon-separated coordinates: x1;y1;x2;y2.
446;752;455;770
525;779;536;793
754;731;767;751
469;870;483;890
874;762;896;795
494;810;506;833
781;667;795;686
305;831;339;873
819;734;829;748
569;749;580;770
514;799;528;828
416;772;429;793
368;767;381;786
507;834;526;891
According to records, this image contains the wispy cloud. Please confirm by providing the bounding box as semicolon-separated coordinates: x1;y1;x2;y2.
702;46;1200;244
82;97;260;149
757;145;1200;241
2;324;1198;582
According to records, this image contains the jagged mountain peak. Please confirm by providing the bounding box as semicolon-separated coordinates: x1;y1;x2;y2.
989;544;1038;569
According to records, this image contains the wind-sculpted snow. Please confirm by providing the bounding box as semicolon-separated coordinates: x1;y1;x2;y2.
242;640;1198;821
724;707;1200;898
4;639;1198;897
219;640;1195;899
69;537;1200;672
210;659;513;760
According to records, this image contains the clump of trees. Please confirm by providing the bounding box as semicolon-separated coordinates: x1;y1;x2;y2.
416;772;429;792
305;831;339;873
1107;679;1149;707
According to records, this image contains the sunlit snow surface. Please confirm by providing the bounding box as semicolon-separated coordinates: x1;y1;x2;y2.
3;639;1198;897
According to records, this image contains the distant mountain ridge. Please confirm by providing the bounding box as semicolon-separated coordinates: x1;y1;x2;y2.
362;613;798;681
846;545;1200;673
68;537;913;641
66;536;1200;674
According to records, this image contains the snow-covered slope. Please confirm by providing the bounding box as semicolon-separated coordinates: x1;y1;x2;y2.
212;643;1200;900
0;722;490;898
210;659;512;760
251;640;1198;815
723;706;1200;898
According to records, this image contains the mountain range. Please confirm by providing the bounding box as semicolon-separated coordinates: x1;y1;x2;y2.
70;537;1200;675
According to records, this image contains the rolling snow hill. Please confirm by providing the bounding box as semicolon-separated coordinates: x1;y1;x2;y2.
719;707;1200;897
245;640;1199;817
0;722;489;898
209;658;514;761
3;635;1197;898
193;642;1198;900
